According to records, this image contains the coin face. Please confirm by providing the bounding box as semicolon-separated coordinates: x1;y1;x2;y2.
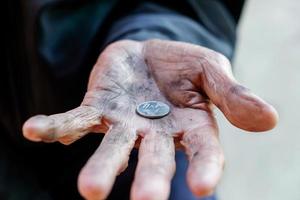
136;101;170;119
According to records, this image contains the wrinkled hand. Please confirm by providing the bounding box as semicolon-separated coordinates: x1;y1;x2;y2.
23;40;278;200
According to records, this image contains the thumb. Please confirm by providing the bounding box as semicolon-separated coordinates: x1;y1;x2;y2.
200;53;278;132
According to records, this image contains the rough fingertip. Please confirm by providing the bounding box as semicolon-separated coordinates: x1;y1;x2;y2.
78;173;109;200
223;85;279;132
187;174;216;197
238;102;278;132
22;115;55;142
187;163;221;198
131;177;170;200
247;103;279;132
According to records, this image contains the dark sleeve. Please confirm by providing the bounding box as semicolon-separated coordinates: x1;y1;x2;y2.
104;0;243;60
33;0;244;77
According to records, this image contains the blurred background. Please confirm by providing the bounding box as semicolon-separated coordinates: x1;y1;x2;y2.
216;0;300;200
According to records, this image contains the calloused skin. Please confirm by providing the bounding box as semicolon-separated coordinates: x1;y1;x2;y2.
23;40;278;200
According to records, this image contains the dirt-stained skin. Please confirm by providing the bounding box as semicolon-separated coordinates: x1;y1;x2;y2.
22;40;278;200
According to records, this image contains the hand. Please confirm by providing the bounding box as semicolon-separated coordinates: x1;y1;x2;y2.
23;40;278;200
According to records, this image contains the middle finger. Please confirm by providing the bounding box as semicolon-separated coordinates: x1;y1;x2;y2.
131;129;176;200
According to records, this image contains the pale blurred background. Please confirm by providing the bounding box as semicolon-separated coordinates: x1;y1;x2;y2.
216;0;300;200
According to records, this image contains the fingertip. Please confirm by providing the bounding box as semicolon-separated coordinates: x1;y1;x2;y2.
251;103;279;132
78;173;110;200
187;176;215;197
189;183;214;198
131;177;170;200
235;101;279;132
187;163;221;198
22;115;55;142
221;85;279;132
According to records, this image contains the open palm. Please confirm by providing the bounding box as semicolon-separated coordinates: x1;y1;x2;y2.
23;40;278;200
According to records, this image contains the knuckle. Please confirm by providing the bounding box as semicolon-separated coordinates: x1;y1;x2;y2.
215;51;229;63
144;38;163;46
199;50;233;79
215;52;232;70
204;49;231;68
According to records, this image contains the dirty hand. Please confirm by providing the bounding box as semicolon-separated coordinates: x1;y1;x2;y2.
23;40;278;200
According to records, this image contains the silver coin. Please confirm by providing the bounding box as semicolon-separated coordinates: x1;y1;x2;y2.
136;101;170;119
